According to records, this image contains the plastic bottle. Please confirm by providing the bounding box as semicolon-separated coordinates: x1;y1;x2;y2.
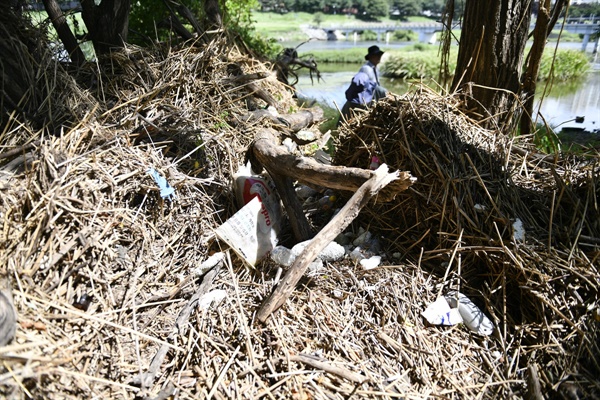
445;292;495;335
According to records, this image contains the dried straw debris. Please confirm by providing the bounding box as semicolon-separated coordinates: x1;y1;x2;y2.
0;31;599;400
334;84;600;399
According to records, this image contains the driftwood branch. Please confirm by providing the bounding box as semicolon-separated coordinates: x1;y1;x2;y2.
240;108;324;129
226;65;278;109
525;364;543;400
275;46;321;86
256;164;404;322
0;140;39;161
0;279;16;346
277;109;324;132
248;83;278;109
225;72;272;85
250;129;414;202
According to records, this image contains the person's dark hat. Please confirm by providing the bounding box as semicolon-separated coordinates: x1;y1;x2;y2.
365;45;384;60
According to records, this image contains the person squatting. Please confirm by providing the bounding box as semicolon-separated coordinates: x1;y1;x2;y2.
339;45;389;126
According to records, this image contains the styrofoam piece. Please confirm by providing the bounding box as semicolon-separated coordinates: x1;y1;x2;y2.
360;255;381;270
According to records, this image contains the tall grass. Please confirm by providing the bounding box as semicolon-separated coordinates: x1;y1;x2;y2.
383;44;458;79
539;49;591;80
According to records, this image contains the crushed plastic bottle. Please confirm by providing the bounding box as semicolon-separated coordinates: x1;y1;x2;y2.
270;246;295;267
445;292;495;336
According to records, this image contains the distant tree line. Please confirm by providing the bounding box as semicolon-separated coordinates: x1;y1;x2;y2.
258;0;600;22
258;0;446;20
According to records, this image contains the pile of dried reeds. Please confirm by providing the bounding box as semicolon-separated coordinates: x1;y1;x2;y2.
335;85;600;398
1;25;599;400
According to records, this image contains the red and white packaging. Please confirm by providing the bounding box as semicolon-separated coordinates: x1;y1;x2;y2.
215;163;282;266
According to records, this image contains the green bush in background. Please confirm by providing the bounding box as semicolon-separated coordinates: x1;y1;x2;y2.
392;30;417;41
539;49;591;81
383;44;457;79
360;30;378;41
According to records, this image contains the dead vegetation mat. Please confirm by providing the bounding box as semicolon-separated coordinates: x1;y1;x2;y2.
1;32;599;400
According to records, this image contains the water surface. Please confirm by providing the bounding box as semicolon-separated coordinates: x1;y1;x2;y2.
295;65;600;134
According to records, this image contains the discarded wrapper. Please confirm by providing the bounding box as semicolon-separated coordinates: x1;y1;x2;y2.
147;168;175;200
215;164;282;266
422;292;495;335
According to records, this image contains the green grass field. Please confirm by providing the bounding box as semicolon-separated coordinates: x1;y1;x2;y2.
250;11;436;41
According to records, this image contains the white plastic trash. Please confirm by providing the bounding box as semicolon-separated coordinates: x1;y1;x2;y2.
422;292;495;336
270;240;345;267
445;292;495;336
512;218;525;242
215;163;282;266
422;296;463;326
360;255;381;270
349;247;365;262
270;246;295;267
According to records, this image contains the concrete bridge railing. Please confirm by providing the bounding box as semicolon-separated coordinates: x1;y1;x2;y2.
319;16;600;50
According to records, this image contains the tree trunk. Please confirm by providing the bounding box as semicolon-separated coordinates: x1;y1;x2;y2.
519;0;569;136
81;0;130;56
42;0;85;66
520;0;551;137
203;0;222;30
451;0;533;130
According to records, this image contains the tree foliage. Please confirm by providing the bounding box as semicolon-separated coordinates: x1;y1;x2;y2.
389;0;421;19
568;2;600;18
128;0;203;45
361;0;389;20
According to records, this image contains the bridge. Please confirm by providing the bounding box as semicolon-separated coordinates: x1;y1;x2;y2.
320;16;600;51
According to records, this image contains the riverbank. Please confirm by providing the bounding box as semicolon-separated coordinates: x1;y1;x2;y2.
295;64;600;149
293;43;591;81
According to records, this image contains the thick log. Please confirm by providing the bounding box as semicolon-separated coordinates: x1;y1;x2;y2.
239;108;324;139
256;164;403;322
250;129;414;203
277;109;324;132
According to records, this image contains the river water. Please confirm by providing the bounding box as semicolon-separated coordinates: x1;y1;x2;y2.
291;41;600;134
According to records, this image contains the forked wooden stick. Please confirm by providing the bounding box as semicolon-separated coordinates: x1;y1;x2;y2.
256;164;404;323
250;128;415;242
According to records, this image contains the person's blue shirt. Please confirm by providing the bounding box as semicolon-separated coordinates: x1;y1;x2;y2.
359;61;379;85
345;72;378;105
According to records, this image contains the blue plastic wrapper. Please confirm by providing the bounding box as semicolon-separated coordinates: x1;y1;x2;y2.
147;168;175;200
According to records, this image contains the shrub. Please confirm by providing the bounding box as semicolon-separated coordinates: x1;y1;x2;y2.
360;30;378;41
539;49;591;81
392;30;416;42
